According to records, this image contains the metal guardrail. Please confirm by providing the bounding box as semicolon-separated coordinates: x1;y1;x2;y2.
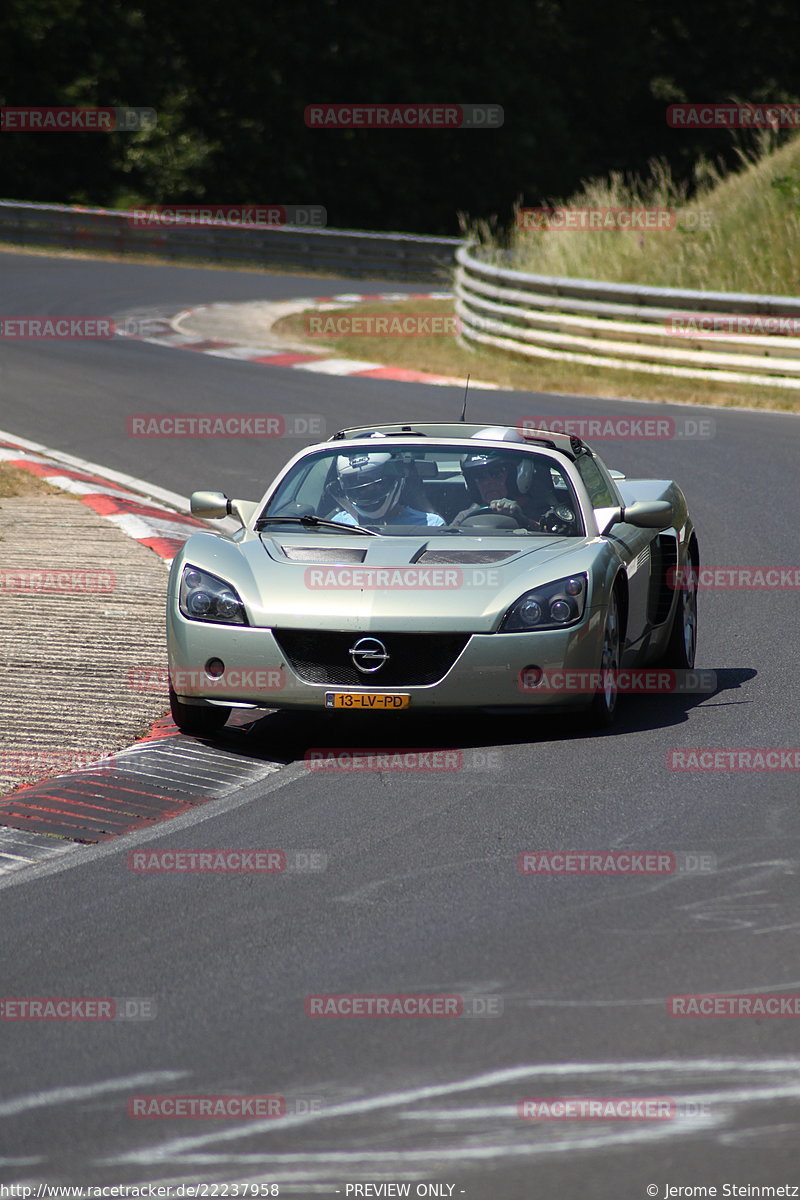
0;200;461;283
7;202;799;386
456;244;800;389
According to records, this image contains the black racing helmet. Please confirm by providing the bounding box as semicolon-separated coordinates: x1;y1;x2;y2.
461;428;535;503
461;449;518;503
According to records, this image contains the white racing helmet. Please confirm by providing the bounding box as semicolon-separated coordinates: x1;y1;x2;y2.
336;448;404;519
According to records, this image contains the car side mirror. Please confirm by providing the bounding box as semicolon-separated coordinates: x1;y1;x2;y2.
625;500;673;528
190;491;230;519
229;499;260;526
617;500;673;530
190;492;258;528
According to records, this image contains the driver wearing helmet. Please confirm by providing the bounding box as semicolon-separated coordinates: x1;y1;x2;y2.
453;449;548;530
331;450;445;527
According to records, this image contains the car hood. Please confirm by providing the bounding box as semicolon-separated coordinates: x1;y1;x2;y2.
175;530;607;632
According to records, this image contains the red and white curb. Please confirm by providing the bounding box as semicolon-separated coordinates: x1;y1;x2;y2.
0;715;280;875
0;429;204;564
0;432;278;873
117;291;500;389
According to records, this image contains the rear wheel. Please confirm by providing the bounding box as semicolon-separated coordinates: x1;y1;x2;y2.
169;685;230;736
584;590;621;729
659;559;698;669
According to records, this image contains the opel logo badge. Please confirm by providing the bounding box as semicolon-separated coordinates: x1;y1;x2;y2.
350;636;389;674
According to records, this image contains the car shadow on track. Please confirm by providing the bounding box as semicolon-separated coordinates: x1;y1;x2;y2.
603;666;756;737
196;666;756;761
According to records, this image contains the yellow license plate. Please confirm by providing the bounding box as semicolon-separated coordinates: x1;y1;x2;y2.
325;692;410;710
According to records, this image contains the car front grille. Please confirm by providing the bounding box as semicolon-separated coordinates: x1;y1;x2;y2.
273;629;471;687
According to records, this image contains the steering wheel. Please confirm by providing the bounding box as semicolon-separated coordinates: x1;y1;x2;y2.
459;506;520;529
539;505;577;534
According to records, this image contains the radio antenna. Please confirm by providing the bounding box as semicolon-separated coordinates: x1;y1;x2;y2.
459;375;470;423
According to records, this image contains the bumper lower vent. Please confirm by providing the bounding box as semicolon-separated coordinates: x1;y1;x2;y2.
274;630;470;687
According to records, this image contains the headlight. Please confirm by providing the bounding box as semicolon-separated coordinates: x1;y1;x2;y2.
179;566;248;625
500;573;587;632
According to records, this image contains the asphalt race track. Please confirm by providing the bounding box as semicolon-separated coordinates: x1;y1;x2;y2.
3;251;800;1197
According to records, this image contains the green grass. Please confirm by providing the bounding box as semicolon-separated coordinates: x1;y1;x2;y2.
480;131;800;295
275;296;800;412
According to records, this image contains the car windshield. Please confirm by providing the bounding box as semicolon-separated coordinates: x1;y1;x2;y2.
258;443;585;537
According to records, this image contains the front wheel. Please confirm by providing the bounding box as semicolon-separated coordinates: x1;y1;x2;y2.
584;590;621;730
169;685;231;736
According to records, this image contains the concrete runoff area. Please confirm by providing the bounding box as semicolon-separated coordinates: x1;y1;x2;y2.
0;493;170;795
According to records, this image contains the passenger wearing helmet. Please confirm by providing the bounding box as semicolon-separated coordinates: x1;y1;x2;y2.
331;450;445;527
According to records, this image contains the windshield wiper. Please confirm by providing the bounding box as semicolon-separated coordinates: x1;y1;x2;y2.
256;515;382;537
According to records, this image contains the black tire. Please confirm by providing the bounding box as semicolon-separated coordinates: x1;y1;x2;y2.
169;684;230;736
659;559;698;670
584;589;621;730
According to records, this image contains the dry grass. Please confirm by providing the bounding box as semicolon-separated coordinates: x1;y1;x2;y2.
488;131;800;295
275;296;800;412
0;463;60;497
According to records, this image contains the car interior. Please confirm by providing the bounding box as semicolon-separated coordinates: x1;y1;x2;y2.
401;459;470;523
266;446;577;530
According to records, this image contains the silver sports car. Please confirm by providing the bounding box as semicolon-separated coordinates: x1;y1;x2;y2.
166;422;698;734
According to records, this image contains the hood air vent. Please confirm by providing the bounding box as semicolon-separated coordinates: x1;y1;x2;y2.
279;546;367;564
416;550;517;565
